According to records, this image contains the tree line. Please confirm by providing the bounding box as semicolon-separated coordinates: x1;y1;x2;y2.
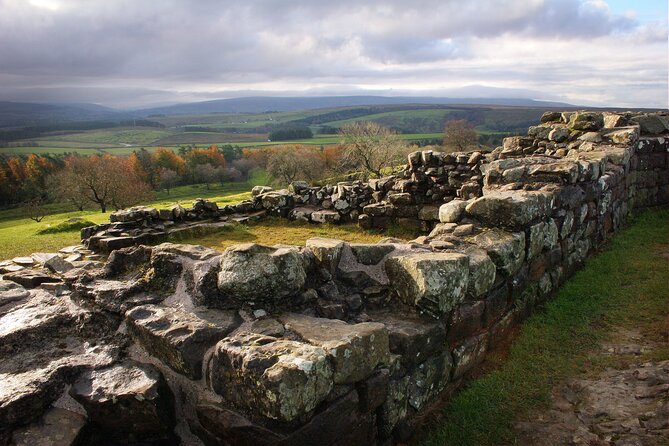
0;120;482;214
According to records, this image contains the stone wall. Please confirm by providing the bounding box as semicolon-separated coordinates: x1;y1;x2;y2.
0;111;667;445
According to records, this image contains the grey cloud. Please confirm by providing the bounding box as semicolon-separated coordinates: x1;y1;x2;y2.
0;0;665;107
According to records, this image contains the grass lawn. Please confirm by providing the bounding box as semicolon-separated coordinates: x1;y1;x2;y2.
174;217;416;251
0;179;264;260
421;207;669;446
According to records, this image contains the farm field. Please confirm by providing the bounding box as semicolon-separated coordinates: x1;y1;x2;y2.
0;103;543;155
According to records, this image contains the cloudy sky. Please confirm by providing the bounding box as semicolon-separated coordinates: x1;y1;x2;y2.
0;0;666;109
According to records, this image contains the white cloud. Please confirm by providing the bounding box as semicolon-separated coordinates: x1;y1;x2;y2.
0;0;665;107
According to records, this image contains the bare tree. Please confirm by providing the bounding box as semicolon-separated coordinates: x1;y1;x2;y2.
266;146;326;186
231;158;257;181
339;122;409;179
26;199;46;222
443;119;478;152
52;155;153;213
157;168;181;195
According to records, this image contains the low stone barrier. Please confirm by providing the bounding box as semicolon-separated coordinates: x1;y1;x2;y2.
0;110;667;445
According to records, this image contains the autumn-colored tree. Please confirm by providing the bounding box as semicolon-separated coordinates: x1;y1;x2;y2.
129;149;158;189
6;157;27;183
152;148;186;175
339;122;409;179
186;145;227;168
443;119;478;152
25;154;54;187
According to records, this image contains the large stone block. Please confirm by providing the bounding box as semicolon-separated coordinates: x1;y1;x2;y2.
217;244;307;302
70;361;175;443
369;312;446;369
209;333;333;422
306;237;345;273
466;190;554;229
385;252;469;316
472;229;526;277
126;304;240;380
463;247;496;298
438;200;467;223
280;313;390;384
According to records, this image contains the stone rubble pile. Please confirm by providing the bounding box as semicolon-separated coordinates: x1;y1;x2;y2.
1;110;667;445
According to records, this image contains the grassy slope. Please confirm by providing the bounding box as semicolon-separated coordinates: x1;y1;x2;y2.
0;177;265;259
173;217;404;250
422;208;669;446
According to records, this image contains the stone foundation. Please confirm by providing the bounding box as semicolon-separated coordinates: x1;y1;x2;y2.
0;111;667;445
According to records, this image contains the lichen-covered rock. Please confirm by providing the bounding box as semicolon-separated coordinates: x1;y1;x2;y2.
311;210;341;223
386;252;469;316
472;229;526;276
306;237;345;273
217;244;307;302
209;333;333;422
568;112;604;131
251;185;273;196
126;304;240;380
370;312;446;369
349;243;395;265
466;190;554;229
279;313;389;384
110;206;158;223
70;361;175;443
528;220;559;260
407;353;453;410
438;200;467;223
463;247;496;298
630;114;669;135
451;332;489;379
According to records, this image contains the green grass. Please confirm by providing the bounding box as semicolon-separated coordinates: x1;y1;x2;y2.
422;208;669;446
174;217;401;250
0;178;268;259
35;127;174;145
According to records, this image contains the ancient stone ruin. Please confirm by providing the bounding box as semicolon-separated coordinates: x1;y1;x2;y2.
0;111;667;445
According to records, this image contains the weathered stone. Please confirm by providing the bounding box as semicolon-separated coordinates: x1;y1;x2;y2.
451;333;489;379
306;237;345;273
603;112;626;128
3;269;61;289
528;220;559;259
371;312;446;369
0;280;30;307
350;243;395;265
605;126;639;145
210;333;333;422
217;244;306;302
311;210;341;224
466;190;554;228
11;407;86;446
126;304;240;379
260;191;293;209
406;353;453;411
472;229;526;276
386;252;469;316
463;247;496;298
43;255;73;274
70;361;175;443
418;205;440;221
630;114;669;135
110;206;158;223
568;112;604;131
438;200;468;223
252;185;273;196
548;127;570;143
280;313;390;384
540;111;562;123
195;404;285;446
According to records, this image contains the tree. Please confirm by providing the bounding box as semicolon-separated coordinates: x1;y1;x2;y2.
54;155;153;213
129;149;158;188
266;145;326;185
47;169;89;211
443;119;478;152
193;163;223;189
153;148;186;175
157;168;181;195
339;122;409;179
231;158;257;181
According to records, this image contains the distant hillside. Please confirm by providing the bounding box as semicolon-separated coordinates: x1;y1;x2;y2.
0;101;129;129
138;96;574;116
